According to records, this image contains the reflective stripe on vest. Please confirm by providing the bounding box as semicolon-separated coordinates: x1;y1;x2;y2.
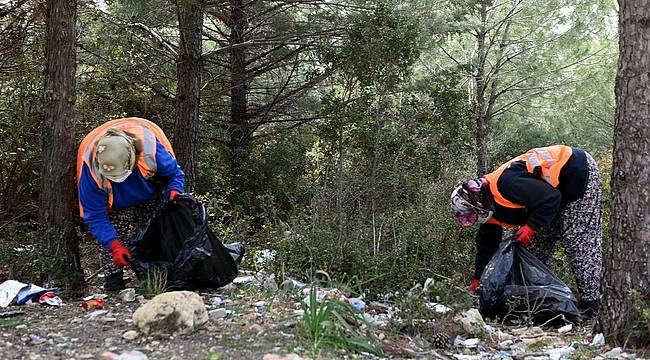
483;145;573;213
77;117;175;217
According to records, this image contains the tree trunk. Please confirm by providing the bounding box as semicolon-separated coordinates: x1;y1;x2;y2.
474;3;489;176
601;0;650;347
228;0;250;189
40;0;83;291
174;0;204;192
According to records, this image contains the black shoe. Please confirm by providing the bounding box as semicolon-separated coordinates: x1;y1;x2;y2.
578;299;599;319
104;272;125;291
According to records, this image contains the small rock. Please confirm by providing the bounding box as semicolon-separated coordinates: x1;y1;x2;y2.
100;350;148;360
522;335;554;348
499;340;513;349
494;330;514;341
557;324;572;334
15;325;26;330
262;354;302;360
249;324;263;334
454;309;486;336
591;333;605;347
122;330;138;341
209;308;228;320
100;352;119;360
119;288;136;302
522;327;545;338
603;347;623;359
103;317;117;322
86;310;109;320
461;338;481;348
132;291;208;336
547;346;575;360
523;357;548;360
378;333;385;341
262;277;279;293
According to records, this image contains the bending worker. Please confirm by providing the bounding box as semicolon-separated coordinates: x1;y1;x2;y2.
450;145;602;317
77;117;184;291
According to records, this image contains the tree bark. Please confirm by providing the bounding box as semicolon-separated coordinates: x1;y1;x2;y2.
40;0;83;291
227;0;250;187
474;3;488;176
601;0;650;347
174;0;205;192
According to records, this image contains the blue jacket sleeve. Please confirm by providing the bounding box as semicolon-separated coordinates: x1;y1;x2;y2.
155;140;185;196
79;165;118;251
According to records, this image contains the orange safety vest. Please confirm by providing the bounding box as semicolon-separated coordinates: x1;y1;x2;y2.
76;117;175;217
484;145;573;228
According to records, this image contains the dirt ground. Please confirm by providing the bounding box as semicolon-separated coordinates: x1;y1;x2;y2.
0;285;306;360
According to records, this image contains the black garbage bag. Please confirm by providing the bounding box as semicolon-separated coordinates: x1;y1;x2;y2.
128;194;244;289
477;237;580;323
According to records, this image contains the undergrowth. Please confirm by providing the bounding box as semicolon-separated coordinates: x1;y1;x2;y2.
298;287;382;355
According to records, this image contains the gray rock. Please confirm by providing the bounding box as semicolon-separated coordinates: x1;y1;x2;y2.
209;308;228;320
122;330;138;341
132;291;208;336
603;347;623;358
454;309;486;336
119;288;136;302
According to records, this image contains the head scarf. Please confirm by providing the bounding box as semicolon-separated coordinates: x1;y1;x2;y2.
450;178;493;227
95;129;136;182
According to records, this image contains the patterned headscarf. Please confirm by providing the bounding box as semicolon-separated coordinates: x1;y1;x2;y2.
450;178;493;227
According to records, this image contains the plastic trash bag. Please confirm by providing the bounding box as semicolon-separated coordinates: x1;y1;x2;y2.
128;194;244;289
477;237;580;322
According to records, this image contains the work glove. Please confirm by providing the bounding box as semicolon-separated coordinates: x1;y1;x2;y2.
108;239;132;267
469;278;480;293
516;224;535;246
168;190;181;201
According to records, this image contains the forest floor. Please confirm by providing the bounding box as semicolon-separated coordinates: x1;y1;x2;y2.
0;243;647;360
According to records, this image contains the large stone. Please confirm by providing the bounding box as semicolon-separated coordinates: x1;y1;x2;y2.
454;309;486;336
132;291;208;336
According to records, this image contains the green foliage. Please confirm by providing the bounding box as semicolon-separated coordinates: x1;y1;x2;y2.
139;270;168;297
299;287;381;355
629;289;650;347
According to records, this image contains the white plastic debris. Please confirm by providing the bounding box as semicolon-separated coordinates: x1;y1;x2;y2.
558;324;573;334
426;302;451;314
461;338;481;348
591;333;605;347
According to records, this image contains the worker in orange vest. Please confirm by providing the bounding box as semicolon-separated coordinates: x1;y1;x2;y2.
450;145;602;317
77;117;184;291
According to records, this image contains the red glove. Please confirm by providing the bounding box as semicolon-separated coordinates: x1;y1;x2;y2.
108;239;132;267
168;190;181;201
516;224;536;246
469;278;480;293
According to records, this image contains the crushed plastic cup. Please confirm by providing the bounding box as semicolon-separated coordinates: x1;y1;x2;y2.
38;291;63;307
81;298;105;311
348;298;366;313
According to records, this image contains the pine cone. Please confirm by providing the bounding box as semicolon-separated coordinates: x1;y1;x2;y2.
431;332;450;349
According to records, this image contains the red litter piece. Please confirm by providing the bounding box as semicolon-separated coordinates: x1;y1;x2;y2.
39;291;63;307
81;298;105;311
